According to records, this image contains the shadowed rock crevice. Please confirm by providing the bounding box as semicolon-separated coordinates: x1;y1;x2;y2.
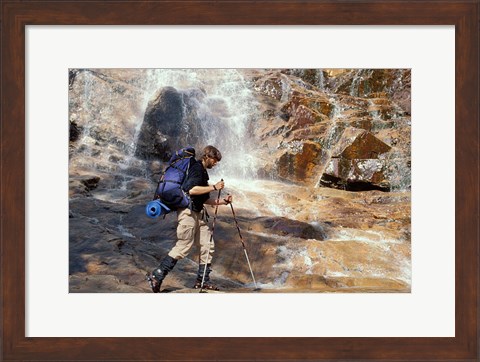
319;173;390;192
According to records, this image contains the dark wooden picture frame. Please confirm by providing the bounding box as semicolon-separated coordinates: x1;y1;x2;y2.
1;1;478;361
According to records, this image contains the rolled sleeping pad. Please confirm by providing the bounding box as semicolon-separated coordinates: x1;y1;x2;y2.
146;200;171;218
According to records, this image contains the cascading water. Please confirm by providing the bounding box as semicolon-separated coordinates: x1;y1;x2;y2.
142;69;260;181
70;69;165;198
315;70;326;91
314;98;345;188
349;69;374;97
70;69;128;171
70;68;262;197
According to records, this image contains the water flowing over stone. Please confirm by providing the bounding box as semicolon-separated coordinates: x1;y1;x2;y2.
251;69;411;191
134;69;260;180
69;68;411;293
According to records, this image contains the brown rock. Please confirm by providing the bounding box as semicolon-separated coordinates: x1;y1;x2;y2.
282;91;333;119
277;141;324;184
321;158;390;191
332;129;391;159
69;175;101;197
254;216;327;240
253;73;288;101
289;105;319;129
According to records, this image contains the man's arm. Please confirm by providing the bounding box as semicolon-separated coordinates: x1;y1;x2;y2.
189;180;225;196
188;185;215;196
204;194;233;206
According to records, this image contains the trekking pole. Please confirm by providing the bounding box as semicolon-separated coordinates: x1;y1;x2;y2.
228;201;260;291
200;180;223;293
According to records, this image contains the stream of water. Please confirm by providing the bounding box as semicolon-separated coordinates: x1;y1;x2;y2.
143;69;260;180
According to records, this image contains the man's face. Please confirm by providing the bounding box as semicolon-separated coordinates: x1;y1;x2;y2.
205;157;219;169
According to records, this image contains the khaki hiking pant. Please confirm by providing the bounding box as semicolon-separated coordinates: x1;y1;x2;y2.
168;208;214;264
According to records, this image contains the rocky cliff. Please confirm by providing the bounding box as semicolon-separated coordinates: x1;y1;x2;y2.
69;68;411;293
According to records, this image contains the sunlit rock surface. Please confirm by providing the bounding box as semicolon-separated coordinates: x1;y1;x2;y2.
69;68;411;293
249;69;411;190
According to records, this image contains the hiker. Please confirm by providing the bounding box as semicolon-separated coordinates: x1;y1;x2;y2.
147;145;233;293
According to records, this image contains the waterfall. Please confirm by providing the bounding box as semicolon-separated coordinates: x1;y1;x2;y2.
69;68;261;200
70;68;411;195
316;70;326;91
144;69;259;181
349;69;374;97
71;69;124;171
314;96;345;188
349;71;363;97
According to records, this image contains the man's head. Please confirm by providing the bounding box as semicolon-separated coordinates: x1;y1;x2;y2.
201;145;222;169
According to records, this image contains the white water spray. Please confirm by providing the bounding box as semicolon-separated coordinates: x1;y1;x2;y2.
144;69;260;181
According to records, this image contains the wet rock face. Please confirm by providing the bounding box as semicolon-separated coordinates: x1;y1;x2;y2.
69;68;410;192
254;73;288;101
282;91;333;122
277;141;324;184
288;68;411;115
68;181;410;293
249;69;410;191
68;69;154;189
332;129;391;159
318;129;392;191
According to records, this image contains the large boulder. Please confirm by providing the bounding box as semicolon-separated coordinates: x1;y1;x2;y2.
134;87;184;161
320;158;390;191
320;129;392;191
253;72;294;101
276;140;325;185
281;90;333;121
133;85;231;162
331;128;391;159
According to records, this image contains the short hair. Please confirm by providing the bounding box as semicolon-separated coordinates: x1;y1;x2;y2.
202;145;222;161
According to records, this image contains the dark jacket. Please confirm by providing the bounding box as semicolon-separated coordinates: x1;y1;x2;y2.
182;160;210;212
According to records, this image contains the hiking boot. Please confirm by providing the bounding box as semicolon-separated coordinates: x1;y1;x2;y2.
146;272;162;293
195;263;219;290
196;263;213;281
146;255;178;293
193;281;220;291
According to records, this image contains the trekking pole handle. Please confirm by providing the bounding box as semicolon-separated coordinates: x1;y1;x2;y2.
213;178;224;191
223;193;232;205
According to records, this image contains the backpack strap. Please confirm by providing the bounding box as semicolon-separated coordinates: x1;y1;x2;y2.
162;180;182;185
181;158;194;189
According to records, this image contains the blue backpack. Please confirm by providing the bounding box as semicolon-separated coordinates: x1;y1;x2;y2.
148;147;195;217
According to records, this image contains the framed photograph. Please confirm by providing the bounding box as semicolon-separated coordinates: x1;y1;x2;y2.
1;1;478;361
67;67;412;295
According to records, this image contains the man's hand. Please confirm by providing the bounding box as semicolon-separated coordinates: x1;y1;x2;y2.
205;194;233;207
214;180;225;191
223;195;233;205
